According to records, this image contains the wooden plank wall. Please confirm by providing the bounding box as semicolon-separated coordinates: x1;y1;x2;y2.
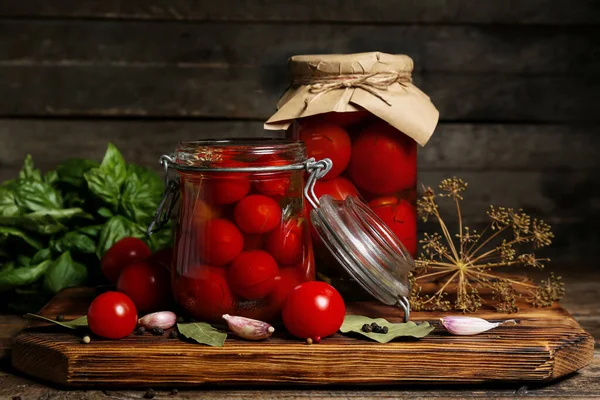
0;1;598;264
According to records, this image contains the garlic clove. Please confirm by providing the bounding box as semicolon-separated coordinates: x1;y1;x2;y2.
138;311;177;330
222;314;275;341
440;316;517;336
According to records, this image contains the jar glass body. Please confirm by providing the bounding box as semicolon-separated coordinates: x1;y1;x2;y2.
172;140;314;323
288;113;417;295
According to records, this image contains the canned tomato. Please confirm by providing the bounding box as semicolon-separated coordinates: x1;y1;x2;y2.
150;139;316;323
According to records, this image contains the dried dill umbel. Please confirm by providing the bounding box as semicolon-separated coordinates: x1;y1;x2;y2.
411;177;563;313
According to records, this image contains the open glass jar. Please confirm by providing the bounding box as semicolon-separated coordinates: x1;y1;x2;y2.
151;140;315;323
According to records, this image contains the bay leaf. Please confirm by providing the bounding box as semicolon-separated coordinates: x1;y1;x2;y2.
340;315;434;343
177;322;227;347
25;314;88;330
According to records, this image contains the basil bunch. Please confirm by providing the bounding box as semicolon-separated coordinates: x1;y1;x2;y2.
0;144;172;312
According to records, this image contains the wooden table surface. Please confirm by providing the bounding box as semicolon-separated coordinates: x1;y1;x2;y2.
1;267;598;400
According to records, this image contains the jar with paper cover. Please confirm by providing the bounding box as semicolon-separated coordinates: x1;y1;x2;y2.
265;52;439;295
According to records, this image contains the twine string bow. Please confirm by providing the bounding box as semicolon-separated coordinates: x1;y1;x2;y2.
295;71;412;108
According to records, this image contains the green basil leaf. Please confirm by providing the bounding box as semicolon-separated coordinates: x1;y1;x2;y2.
0;188;21;217
97;207;113;218
31;248;52;264
120;167;163;224
96;215;147;257
50;231;96;254
0;260;52;292
56;158;99;187
77;225;103;238
177;322;227;347
0;208;91;235
25;314;88;330
99;143;127;186
17;255;31;266
44;170;59;186
43;251;88;294
19;155;42;182
0;226;43;249
15;181;63;212
339;315;435;343
84;168;120;209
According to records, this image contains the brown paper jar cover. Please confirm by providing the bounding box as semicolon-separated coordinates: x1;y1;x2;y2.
265;52;439;146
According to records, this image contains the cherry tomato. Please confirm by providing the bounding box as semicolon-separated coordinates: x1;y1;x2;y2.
192;199;220;229
227;250;279;300
197;218;244;266
117;260;171;312
299;122;351;180
267;267;304;312
282;281;345;341
253;155;291;197
204;161;251;204
313;176;359;202
265;218;304;265
175;266;234;323
348;121;417;195
368;197;417;256
87;291;138;339
101;237;151;283
149;247;173;271
234;194;282;234
319;110;370;127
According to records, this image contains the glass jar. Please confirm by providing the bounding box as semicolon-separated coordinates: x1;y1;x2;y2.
265;52;439;296
156;139;315;323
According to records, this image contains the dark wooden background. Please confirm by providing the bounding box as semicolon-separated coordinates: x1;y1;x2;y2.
0;1;599;265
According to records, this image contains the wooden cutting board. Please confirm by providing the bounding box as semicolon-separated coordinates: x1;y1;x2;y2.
11;287;594;388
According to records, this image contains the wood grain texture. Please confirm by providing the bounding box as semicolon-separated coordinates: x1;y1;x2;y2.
0;66;597;121
1;0;599;24
1;21;598;74
11;287;594;387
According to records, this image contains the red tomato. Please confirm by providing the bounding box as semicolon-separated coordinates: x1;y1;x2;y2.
149;247;173;271
227;250;279;300
234;195;282;234
348;121;416;195
299;122;351;180
192;200;220;228
101;237;151;283
253;155;291;197
204;161;251;204
313;176;359;203
175;266;234;323
267;267;304;312
319;111;370;127
87;291;138;339
197;218;244;266
265;218;304;265
282;281;345;341
368;197;418;256
117;260;171;312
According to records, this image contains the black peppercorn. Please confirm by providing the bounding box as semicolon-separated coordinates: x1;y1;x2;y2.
370;322;379;329
361;323;373;333
170;388;179;395
144;388;155;399
382;326;389;334
151;327;164;336
168;330;179;339
56;314;65;322
136;327;146;335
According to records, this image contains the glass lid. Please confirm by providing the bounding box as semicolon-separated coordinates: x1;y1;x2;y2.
304;159;414;321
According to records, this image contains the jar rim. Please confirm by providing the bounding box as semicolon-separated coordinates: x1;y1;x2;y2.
177;138;303;152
